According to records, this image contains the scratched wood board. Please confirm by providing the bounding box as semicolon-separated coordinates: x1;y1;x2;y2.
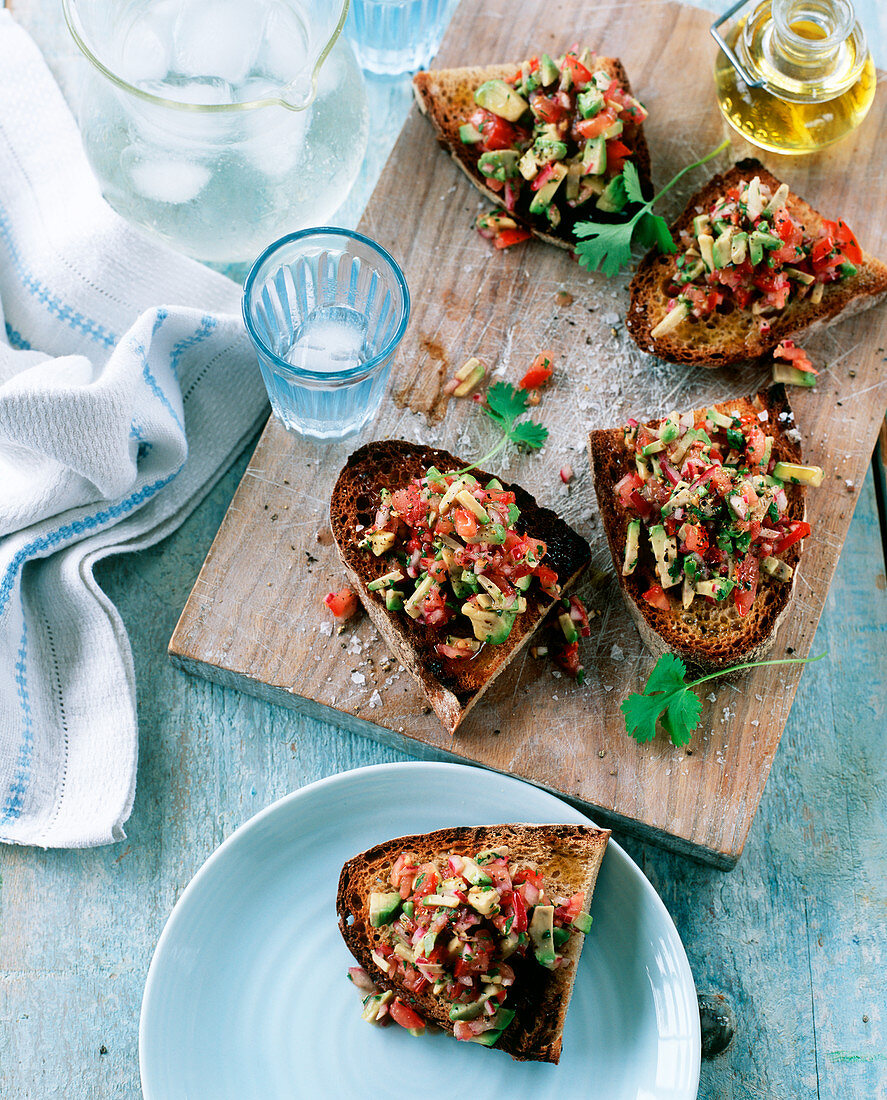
168;0;887;868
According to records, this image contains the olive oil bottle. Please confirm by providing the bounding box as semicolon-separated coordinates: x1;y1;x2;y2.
714;0;875;154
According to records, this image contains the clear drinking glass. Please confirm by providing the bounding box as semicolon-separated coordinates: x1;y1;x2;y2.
242;228;410;440
345;0;458;75
63;0;369;264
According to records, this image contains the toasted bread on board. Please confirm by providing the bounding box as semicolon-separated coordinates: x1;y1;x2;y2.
627;158;887;366
330;440;591;732
337;822;610;1063
589;386;807;668
413;56;652;249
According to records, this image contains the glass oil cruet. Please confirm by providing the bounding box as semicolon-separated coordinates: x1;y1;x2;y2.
712;0;876;154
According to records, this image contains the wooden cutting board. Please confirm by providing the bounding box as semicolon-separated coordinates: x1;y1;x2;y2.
169;0;887;868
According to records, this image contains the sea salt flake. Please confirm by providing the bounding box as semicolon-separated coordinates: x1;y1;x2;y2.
369;690;382;708
610;644;624;661
351;672;366;686
319;621;333;637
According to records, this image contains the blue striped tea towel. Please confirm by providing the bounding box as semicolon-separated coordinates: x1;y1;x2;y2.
0;12;269;847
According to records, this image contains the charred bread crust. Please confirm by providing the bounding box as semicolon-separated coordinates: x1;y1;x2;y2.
588;385;807;669
626;158;887;366
330;440;591;732
337;823;610;1063
412;57;652;250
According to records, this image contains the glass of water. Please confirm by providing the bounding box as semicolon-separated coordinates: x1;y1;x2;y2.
242;228;410;441
345;0;458;75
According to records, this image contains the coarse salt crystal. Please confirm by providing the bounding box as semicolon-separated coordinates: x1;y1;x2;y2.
611;645;624;661
319;621;333;637
369;690;382;708
351;672;366;686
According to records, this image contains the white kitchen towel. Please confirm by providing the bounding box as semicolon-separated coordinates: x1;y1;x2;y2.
0;11;270;847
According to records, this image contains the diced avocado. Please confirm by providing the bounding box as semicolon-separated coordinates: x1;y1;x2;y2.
595;175;628;213
592;69;612;92
458;122;483;144
572;911;593;934
600;117;624;140
466;522;507;545
762;556;794;581
462;603;516;644
467;886;500;915
754;229;782;250
485;477;503;491
532;136;568;164
693;213;711;238
581;135;606;176
713;227;735;269
425;465;446;490
784;266;815;285
772;361;817;388
368;891;401;927
402;900;414;918
771;461;823;487
367;569;405;592
461;858;493;887
553;926;571;948
659;413;680;444
650;524;680;589
455;489;490;524
706;407;734;429
515;574;532;592
729;231;748;265
478;149;520;182
449;995;494;1022
358;529;396;556
518;147;539;180
650;298;690;339
361;989;394;1023
748;232;764;267
474;79;528;121
529;163;567;214
695;577;735;601
697;232;715;272
744;175;764;220
528;904;557;968
540;52;560;86
468;1009;516;1045
384;589;404;611
642;438;666;456
765;181;790;213
623;519;641;576
404;574;434;619
452;356;486;397
577;88;604;118
558;611;579;643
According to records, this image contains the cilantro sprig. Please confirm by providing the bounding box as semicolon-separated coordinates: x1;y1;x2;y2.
458;381;548;473
574;139;731;277
621;651;826;747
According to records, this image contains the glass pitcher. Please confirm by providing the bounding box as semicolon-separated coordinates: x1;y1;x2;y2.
63;0;369;265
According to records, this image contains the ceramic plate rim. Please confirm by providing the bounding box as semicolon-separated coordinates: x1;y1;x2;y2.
139;760;701;1097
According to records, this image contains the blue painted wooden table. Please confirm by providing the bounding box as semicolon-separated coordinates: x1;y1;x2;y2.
1;2;886;1097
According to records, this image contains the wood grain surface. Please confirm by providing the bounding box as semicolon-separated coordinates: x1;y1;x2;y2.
2;2;886;1098
169;0;887;866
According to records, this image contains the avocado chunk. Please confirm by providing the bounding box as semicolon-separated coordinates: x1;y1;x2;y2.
478;149;520;182
558;611;579;643
572;911;593;934
458;122;483;144
532;136;568;165
695;577;735;601
368;891;402;927
384;588;404;611
474;79;528;121
650;524;680;589
595;176;628;213
771;461;823;487
772;362;817;387
528;904;557;968
462;603;516;644
539;52;560;86
622;519;641;576
468;1008;516;1045
577;88;604;118
528;163;567;214
712;227;735;269
449;995;493;1022
581;135;606;175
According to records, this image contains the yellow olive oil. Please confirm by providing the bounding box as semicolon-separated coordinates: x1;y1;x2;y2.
714;0;875;154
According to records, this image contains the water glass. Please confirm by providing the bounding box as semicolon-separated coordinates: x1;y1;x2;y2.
345;0;458;75
242;228;410;440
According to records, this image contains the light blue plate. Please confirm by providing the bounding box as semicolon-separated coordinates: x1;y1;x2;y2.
140;762;701;1099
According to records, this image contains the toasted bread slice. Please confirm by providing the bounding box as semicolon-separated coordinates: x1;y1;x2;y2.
337;822;610;1063
589;386;806;668
330;440;591;732
627;158;887;366
413;56;652;250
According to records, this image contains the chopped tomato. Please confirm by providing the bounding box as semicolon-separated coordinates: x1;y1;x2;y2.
453;507;478;539
771;520;811;555
324;587;358;619
561;52;594;84
823;218;863;264
390;999;426;1032
810;236;837;271
392;483;428;527
519;351;554;389
614;470;644;508
606;138;632;174
510;889;528;934
422;556;448;584
467;108;524;152
534;562;560;596
553;640;584;681
568;595;592;637
629;488;653;519
530;163;558;192
774;339;817;374
412;865;439;900
421;584;450;626
642;584;671;612
733;554;759;617
574;108;618;139
529;92;568;124
493;226;532;250
436;642;471;659
682;524;709;554
555;890;584;924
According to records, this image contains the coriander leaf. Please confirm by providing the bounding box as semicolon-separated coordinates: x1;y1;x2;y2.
510;419;548;451
573;137;731;278
620;691;666;743
620;650;826;748
484;380;528;427
621;159;646;205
